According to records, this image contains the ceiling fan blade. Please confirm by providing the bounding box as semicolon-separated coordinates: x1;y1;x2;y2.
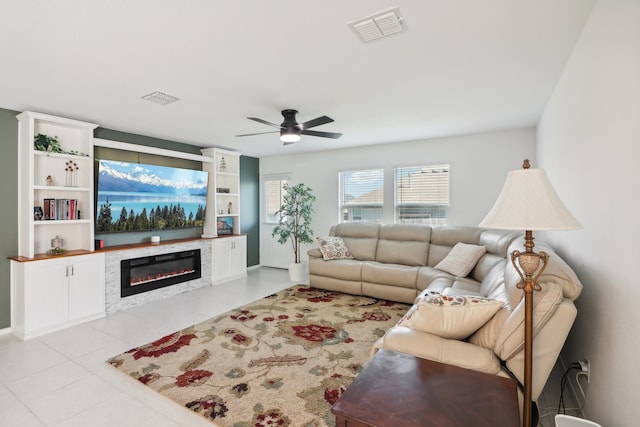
301;129;343;139
299;115;334;130
235;131;279;137
247;117;283;129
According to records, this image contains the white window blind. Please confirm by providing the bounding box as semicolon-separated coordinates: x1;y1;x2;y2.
264;174;290;223
338;169;384;223
395;164;449;225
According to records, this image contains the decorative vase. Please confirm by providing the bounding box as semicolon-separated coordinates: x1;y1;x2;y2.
288;261;308;282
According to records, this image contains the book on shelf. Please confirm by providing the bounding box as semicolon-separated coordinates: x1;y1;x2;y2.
42;198;80;220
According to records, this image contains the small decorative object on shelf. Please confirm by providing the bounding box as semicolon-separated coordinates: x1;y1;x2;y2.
219;156;227;172
47;235;67;255
34;206;43;221
46;175;53;186
65;161;79;187
228;201;233;214
216;187;231;194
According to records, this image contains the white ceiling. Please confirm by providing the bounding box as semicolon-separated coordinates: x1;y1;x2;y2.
0;1;595;158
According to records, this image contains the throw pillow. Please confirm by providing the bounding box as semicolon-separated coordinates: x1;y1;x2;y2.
435;243;487;277
398;290;502;339
315;236;354;260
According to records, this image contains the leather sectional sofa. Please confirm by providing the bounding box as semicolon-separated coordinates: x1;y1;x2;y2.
307;222;582;409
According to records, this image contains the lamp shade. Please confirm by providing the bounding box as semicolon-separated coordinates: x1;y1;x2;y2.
480;168;582;231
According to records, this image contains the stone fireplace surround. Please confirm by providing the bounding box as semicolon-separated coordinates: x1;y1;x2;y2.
104;238;212;314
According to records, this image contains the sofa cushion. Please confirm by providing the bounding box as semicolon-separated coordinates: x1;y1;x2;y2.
427;226;484;266
435;243;487;277
362;262;419;289
332;222;380;261
372;326;503;374
375;224;430;266
308;258;363;281
493;282;564;360
315;236;354;260
399;290;503;339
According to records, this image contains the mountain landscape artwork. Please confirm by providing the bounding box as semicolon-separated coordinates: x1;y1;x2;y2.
96;160;208;233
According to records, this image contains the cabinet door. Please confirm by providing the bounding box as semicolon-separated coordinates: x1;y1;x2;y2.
23;259;69;333
229;236;247;276
68;254;105;320
213;238;231;281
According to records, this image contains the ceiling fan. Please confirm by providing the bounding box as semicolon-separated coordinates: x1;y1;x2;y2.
236;109;343;145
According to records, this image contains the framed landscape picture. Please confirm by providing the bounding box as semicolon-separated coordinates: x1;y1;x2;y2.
217;217;234;235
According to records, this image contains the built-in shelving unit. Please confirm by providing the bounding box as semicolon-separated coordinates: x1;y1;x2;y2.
13;111;105;340
201;147;241;236
17;111;98;258
201;148;247;283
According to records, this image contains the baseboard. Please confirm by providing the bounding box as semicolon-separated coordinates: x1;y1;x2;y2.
0;327;13;336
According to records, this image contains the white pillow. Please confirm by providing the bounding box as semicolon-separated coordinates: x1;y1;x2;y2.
398;291;502;339
435;243;487;277
315;236;354;260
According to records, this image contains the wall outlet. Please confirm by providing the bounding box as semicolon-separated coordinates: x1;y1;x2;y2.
579;358;590;383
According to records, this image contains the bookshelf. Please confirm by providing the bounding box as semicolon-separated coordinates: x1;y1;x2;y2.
17;111;98;258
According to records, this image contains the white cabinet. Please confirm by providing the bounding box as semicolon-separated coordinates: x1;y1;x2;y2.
17;111;98;258
200;148;241;237
212;235;247;284
11;253;106;340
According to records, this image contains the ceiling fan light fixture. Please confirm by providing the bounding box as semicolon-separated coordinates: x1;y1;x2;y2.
280;128;301;144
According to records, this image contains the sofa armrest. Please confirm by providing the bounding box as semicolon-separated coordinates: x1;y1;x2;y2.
372;325;502;375
307;248;323;259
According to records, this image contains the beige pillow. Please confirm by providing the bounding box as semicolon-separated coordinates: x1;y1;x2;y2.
435;243;487;277
398;291;503;339
315;236;354;260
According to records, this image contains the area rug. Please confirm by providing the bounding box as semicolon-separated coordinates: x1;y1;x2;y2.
107;285;409;427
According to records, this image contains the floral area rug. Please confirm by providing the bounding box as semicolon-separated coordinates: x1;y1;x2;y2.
107;285;409;427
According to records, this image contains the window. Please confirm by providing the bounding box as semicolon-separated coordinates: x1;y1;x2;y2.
395;164;449;225
264;174;289;223
339;169;384;223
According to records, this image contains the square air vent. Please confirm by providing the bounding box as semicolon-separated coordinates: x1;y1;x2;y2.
349;7;405;43
141;91;180;105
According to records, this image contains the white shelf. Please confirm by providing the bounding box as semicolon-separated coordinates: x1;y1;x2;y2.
34;220;92;225
33;151;91;160
34;185;91;192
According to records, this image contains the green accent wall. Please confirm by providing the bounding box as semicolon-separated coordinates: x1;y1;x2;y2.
0;108;19;329
95;128;202;155
0;110;262;330
240;155;260;267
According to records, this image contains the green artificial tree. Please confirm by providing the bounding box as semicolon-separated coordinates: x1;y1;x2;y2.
272;183;316;264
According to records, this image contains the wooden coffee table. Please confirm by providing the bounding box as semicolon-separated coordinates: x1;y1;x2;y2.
332;349;520;427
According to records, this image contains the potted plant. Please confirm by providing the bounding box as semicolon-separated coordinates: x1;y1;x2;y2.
272;183;316;281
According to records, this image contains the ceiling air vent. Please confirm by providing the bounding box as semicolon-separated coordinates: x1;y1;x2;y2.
141;91;180;106
349;7;405;43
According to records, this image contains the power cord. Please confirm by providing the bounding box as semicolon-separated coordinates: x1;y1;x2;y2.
558;362;582;414
538;365;589;420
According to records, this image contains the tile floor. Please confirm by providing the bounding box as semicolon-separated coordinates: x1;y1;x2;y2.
1;266;579;427
0;267;292;427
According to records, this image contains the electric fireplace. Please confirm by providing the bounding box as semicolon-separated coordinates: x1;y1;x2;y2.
120;249;201;297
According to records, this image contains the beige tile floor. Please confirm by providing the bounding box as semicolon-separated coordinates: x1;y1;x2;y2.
0;266;578;427
0;267;292;427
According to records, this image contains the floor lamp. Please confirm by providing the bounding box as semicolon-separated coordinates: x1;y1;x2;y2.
479;159;581;427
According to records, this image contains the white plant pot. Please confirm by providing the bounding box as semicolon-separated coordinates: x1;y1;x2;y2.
288;261;308;282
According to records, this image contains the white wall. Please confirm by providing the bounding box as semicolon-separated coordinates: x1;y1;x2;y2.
537;1;640;425
260;128;535;268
